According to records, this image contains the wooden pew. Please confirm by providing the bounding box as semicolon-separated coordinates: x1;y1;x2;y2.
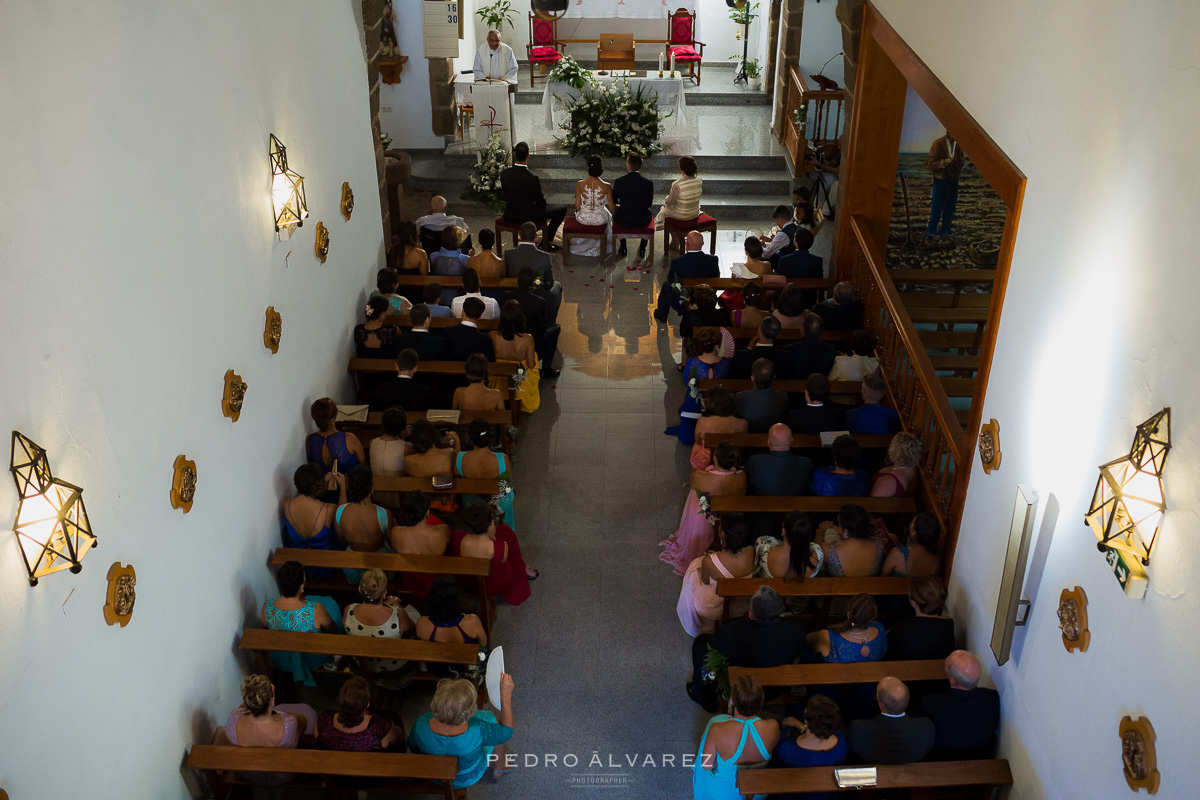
270;548;496;634
374;476;500;496
709;496;916;514
697;432;895;450
383;315;499;330
393;275;518;289
696;376;974;398
347;358;520;425
728;327;852;344
728;659;948;690
186;745;463;800
342;409;514;453
681;276;834;294
737;759;1013;797
716;575;911;623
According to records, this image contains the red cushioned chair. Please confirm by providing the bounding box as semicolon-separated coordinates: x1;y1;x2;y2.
667;7;704;86
495;217;549;254
526;13;564;88
562;216;608;264
611;221;656;264
663;213;718;258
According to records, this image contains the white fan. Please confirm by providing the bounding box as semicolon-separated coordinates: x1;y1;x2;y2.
485;646;506;709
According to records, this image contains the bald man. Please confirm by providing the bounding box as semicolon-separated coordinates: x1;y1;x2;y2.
654;230;720;323
415;196;471;254
745;422;814;537
472;29;518;84
920;650;1001;761
848;677;935;764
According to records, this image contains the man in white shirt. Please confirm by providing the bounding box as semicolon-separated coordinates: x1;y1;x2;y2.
473;30;519;84
450;269;501;320
415;196;471;254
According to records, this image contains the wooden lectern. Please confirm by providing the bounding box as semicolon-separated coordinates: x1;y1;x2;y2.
598;34;636;72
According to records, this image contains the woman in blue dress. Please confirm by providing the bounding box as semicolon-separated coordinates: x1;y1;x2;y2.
409;675;516;787
668;326;733;446
306;397;366;477
693;676;780;800
281;462;345;578
775;695;849;800
805;593;888;719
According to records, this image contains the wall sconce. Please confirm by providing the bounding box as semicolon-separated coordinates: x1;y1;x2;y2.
9;432;97;586
1085;408;1170;567
269;134;308;232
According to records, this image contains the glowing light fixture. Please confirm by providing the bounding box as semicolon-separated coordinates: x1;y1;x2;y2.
9;432;97;586
1085;408;1170;567
269;134;308;232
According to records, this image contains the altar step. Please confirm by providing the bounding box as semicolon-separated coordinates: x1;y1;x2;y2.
513;62;769;106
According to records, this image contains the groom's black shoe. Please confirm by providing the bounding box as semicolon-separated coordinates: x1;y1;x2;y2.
618;239;627;257
637;240;647;258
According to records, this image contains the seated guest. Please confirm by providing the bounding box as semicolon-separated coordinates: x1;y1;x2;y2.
409;675;515;788
776;227;823;279
452;502;535;605
489;300;540;412
369;406;408;510
354;297;400;359
387;491;452;600
747;422;814;497
370;348;433;413
755;509;823;580
416;576;489;678
772;284;808;330
453;352;505;412
500;141;567;251
760;204;798;266
451;268;501;319
653;230;720;323
732;315;791;379
691;385;749;470
677;512;756;637
396;303;448;361
334;466;393;582
812;434;871;498
921;651;1001;761
812;281;864;331
789;311;837;377
680;284;732;341
317;675;406;751
612;151;655;259
466;228;505;280
415;195;471;255
370;268;413;315
443;298;495;360
661;442;747;576
742;236;772;277
777;695;850;771
392;220;429;276
404;420;460;478
657;155;704;255
423;282;454;317
306;397;365;474
223;674;317;785
848;678;935;764
883;512;943;578
455;419;515;526
787;374;845;434
807;593;887;662
503;222;562;322
886;576;956;661
693;676;780;796
871;431;923;498
829;330;880;381
260;561;339;686
429;227;471;276
730;282;771;330
342;570;418;688
669;327;732;445
845;374;901;434
503;267;559;377
281;464;344;573
821;504;884;577
735;358;789;434
689;586;807;712
793;185;814;229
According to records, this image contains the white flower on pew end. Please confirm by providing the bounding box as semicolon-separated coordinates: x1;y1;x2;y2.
497;478;513;496
510;368;527;389
687;376;700;401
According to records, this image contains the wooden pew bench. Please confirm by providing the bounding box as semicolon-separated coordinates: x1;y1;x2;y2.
728;659;947;708
186;744;463;800
696;376;973;398
697;432;895;451
716;576;911;624
728;326;852;344
383;315;499;330
393;275;518;290
347;358;520;426
342;409;514;453
681;276;835;295
709;496;917;515
737;759;1013;798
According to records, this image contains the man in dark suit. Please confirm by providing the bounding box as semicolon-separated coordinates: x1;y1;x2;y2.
746;423;813;496
396;304;448;362
679;284;731;340
612;152;654;259
920;650;1001;761
654;231;720;322
368;348;433;412
849;678;936;764
500;141;567;252
788;311;837;379
735;358;789;433
776;227;824;278
503;267;560;378
786;373;846;433
504;222;561;322
811;281;865;331
845;374;901;434
442;297;494;361
732;316;792;379
688;586;806;712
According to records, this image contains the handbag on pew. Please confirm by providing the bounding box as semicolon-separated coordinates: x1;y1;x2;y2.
428;474;461;515
336;404;369;423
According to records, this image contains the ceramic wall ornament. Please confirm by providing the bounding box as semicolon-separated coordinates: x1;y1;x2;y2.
341;182;354;220
1119;716;1159;794
103;562;137;627
979;418;1002;474
314;221;330;263
1057;586;1089;653
170;455;197;513
264;306;282;354
222;369;247;422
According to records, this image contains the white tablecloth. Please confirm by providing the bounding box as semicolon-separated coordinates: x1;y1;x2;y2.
542;72;687;129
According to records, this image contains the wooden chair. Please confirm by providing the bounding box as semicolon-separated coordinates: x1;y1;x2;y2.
457;103;473;141
597;33;636;72
663;212;718;256
667;7;704;85
526;13;563;87
611;220;656;262
561;216;608;264
495;216;548;253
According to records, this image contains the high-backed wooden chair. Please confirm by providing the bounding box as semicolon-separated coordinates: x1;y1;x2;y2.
667;7;704;85
526;12;563;87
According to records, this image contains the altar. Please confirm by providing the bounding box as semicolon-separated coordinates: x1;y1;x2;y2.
453;75;517;150
542;71;688;129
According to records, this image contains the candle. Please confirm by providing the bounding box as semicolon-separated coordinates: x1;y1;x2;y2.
670;53;675;76
658;53;664;75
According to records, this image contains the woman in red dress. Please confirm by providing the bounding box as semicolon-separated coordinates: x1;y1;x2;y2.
451;504;536;606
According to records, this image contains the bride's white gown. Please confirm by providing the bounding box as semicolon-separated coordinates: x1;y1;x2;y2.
570;183;612;257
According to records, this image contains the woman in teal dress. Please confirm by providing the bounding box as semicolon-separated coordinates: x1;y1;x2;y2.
260;561;341;687
408;675;516;788
453;419;514;527
693;676;780;800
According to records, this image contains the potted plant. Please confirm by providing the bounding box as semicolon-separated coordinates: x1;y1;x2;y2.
728;1;759;37
744;58;762;91
476;0;516;32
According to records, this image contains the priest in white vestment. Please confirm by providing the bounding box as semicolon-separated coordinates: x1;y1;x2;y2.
473;30;519;84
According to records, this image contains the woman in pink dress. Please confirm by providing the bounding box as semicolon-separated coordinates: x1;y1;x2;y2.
677;513;756;636
660;442;747;576
451;503;537;606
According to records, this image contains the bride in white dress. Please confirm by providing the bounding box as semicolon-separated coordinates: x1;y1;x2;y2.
569;155;613;259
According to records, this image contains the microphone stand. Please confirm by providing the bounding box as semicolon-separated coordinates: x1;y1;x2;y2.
734;12;751;85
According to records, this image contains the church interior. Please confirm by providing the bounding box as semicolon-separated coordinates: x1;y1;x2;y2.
2;1;1197;798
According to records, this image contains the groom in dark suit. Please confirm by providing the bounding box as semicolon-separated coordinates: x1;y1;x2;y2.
500;141;567;252
612;152;655;259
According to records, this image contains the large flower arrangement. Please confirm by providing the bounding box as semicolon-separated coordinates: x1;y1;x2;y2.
547;55;593;90
461;129;508;213
558;79;667;157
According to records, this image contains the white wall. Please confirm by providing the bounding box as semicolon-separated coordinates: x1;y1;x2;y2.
0;2;383;797
899;84;943;153
797;0;842;85
871;1;1200;798
384;0;448;149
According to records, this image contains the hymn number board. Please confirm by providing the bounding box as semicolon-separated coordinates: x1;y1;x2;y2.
423;1;463;58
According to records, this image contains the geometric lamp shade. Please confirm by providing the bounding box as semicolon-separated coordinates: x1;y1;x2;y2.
1084;408;1170;566
269;134;308;232
10;431;97;586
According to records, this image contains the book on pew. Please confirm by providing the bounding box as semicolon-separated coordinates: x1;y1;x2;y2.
426;409;461;424
432;474;454;490
336;404;370;423
835;767;877;788
819;430;851;447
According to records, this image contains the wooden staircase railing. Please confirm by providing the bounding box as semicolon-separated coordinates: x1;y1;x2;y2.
846;215;971;570
783;66;845;178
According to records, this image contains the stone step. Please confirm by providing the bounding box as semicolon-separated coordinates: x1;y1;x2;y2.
514;88;769;107
441;151;787;171
446;194;785;222
410;166;791;198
